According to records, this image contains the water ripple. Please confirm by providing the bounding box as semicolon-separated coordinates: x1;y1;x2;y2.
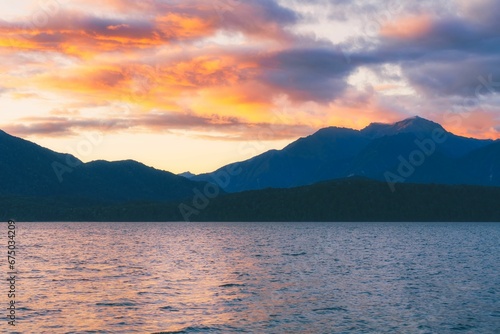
15;222;500;333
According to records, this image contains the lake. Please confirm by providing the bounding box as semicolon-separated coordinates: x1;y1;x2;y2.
11;222;500;333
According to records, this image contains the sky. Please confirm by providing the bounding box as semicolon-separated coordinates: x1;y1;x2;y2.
1;0;499;174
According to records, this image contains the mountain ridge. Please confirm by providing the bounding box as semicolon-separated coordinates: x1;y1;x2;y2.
1;115;498;203
0;130;210;202
1;115;500;222
361;116;446;138
193;116;498;192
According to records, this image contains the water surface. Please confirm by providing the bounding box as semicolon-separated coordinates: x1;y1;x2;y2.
14;222;500;333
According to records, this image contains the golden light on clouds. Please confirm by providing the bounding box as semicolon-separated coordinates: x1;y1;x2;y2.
0;0;499;173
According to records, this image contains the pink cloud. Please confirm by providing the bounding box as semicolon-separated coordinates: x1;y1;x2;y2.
380;15;433;39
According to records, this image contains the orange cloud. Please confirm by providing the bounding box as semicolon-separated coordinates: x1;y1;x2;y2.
0;10;216;59
27;52;264;118
0;0;296;59
156;13;216;40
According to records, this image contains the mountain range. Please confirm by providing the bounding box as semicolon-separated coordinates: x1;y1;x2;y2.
1;116;499;221
192;116;499;192
0;129;209;202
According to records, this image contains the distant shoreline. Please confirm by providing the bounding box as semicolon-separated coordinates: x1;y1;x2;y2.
3;178;500;223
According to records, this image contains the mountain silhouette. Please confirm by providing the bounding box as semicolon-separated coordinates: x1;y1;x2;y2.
193;116;497;192
0;130;207;202
2;117;500;222
193;126;370;192
1;116;498;204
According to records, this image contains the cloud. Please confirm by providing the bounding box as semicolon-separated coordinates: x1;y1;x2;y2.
2;111;315;140
212;0;299;41
256;47;354;102
344;0;500;102
0;0;299;58
380;15;433;39
458;0;500;31
2;116;124;136
0;11;191;57
1;0;499;143
402;56;500;98
379;15;499;56
0;86;10;96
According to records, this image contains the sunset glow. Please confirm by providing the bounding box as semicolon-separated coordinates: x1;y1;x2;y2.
1;0;499;173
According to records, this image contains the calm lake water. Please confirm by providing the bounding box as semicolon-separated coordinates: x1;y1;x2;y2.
11;222;500;333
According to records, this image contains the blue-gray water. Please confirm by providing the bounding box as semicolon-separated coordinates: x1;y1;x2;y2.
13;222;500;333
